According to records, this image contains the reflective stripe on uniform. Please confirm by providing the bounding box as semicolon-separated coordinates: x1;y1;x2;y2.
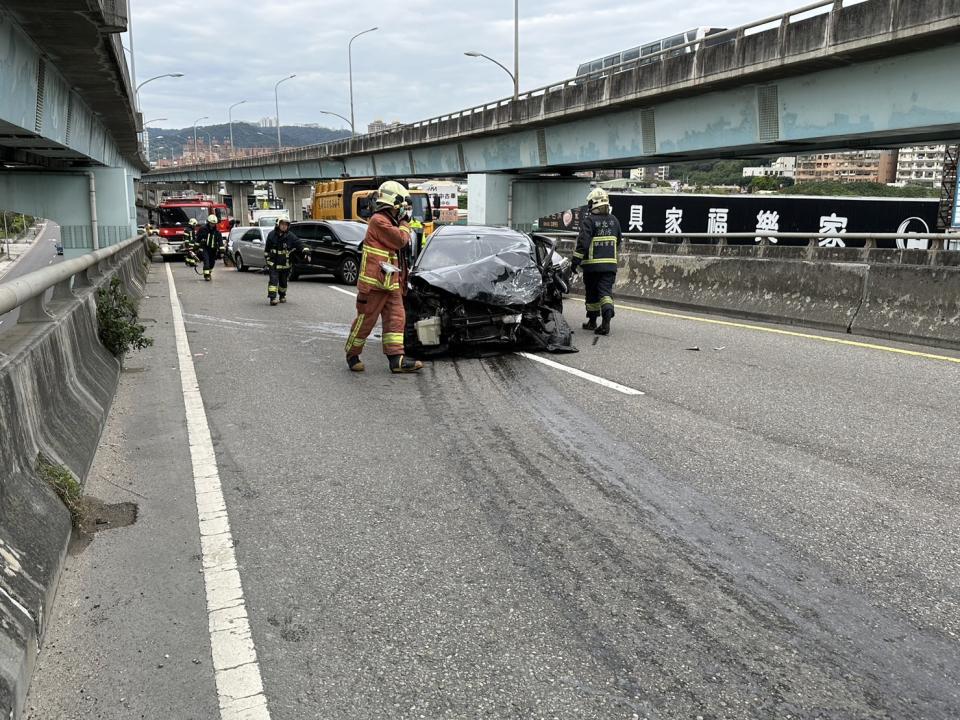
382;332;404;346
600;295;614;307
345;314;366;353
585;302;602;312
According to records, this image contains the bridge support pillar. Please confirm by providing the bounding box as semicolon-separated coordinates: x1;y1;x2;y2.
226;182;252;224
273;182;311;221
467;174;590;231
0;168;137;257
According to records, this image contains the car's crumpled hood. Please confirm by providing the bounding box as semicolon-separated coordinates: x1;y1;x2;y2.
412;247;544;306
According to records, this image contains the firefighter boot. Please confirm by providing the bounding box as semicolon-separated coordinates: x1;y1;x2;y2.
279;295;287;303
347;355;365;372
595;317;611;336
582;318;597;331
389;354;423;374
269;297;278;306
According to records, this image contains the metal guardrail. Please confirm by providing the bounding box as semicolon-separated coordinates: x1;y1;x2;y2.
0;235;145;324
533;230;960;255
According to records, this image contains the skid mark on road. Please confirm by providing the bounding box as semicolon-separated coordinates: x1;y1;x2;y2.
618;303;960;364
166;264;272;720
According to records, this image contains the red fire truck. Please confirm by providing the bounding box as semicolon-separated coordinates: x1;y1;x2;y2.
155;195;231;259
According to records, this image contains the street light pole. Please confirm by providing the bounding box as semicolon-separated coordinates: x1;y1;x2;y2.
348;27;378;138
143;118;166;164
193;116;209;162
317;110;355;136
274;75;296;150
464;51;516;90
514;0;519;105
135;72;185;97
228;100;247;158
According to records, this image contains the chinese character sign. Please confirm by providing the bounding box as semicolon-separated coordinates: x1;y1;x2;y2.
818;213;849;248
755;210;780;244
665;207;683;234
628;204;644;232
707;208;729;235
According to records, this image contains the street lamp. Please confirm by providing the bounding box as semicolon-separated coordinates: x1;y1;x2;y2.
135;72;184;96
464;0;519;107
193;115;209;162
274;74;296;150
228;100;247;158
348;27;378;137
317;110;355;136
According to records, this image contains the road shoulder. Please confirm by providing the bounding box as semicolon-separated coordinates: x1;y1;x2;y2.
24;265;220;719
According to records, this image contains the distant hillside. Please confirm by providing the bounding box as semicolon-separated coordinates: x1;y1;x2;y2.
147;122;351;156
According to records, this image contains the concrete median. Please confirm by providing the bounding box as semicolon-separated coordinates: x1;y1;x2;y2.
612;253;869;333
852;264;960;348
0;243;145;719
560;244;960;349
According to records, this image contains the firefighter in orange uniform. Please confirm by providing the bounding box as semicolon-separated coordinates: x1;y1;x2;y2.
345;181;423;374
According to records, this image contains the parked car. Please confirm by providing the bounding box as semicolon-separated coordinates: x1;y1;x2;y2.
229;226;271;272
403;225;576;357
288;220;366;284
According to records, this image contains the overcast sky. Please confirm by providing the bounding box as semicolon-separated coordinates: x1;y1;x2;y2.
129;0;800;132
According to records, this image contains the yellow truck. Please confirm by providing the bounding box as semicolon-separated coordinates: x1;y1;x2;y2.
311;178;437;249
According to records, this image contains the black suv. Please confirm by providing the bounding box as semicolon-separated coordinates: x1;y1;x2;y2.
288;220;366;284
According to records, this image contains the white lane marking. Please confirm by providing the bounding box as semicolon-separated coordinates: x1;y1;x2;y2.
328;286;357;297
165;263;272;720
516;352;645;396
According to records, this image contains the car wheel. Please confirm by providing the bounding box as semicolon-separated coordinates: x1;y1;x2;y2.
338;256;360;285
235;253;247;272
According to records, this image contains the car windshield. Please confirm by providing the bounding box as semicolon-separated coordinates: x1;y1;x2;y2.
331;223;366;243
417;232;533;272
159;206;211;226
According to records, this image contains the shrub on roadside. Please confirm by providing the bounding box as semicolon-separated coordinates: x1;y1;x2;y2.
37;454;82;526
96;276;153;357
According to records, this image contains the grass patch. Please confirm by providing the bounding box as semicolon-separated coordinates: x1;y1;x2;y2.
96;276;154;357
37;454;83;526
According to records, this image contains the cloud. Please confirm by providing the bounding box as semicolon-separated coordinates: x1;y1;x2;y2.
129;0;796;131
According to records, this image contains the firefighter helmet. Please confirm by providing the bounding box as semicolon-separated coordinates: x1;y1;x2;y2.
188;218;198;226
587;187;610;212
375;180;410;209
207;214;218;224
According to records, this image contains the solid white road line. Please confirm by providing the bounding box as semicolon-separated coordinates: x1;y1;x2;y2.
328;285;357;297
516;352;645;396
165;263;272;720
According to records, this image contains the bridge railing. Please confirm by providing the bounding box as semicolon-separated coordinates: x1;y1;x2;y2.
0;235;147;326
150;0;960;177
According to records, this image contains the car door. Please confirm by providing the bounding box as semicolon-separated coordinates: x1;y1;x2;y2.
291;223;322;272
241;228;265;266
316;223;346;270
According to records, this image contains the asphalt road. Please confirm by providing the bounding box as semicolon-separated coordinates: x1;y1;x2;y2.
0;221;63;330
26;259;960;719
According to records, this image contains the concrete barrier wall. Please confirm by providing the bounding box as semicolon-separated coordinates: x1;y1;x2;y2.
0;241;147;719
614;254;869;333
852;265;960;347
556;240;960;349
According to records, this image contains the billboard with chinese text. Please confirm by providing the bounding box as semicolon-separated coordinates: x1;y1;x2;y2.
539;193;939;249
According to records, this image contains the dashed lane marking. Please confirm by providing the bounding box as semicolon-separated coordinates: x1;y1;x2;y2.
165;263;272;720
617;302;960;365
328;286;357;298
516;351;645;396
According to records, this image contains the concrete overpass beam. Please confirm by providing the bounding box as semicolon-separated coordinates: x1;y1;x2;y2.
467;174;590;231
0;169;136;256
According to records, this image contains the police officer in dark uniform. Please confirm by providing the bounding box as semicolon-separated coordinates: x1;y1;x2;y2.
194;214;223;281
571;188;622;336
264;218;310;305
